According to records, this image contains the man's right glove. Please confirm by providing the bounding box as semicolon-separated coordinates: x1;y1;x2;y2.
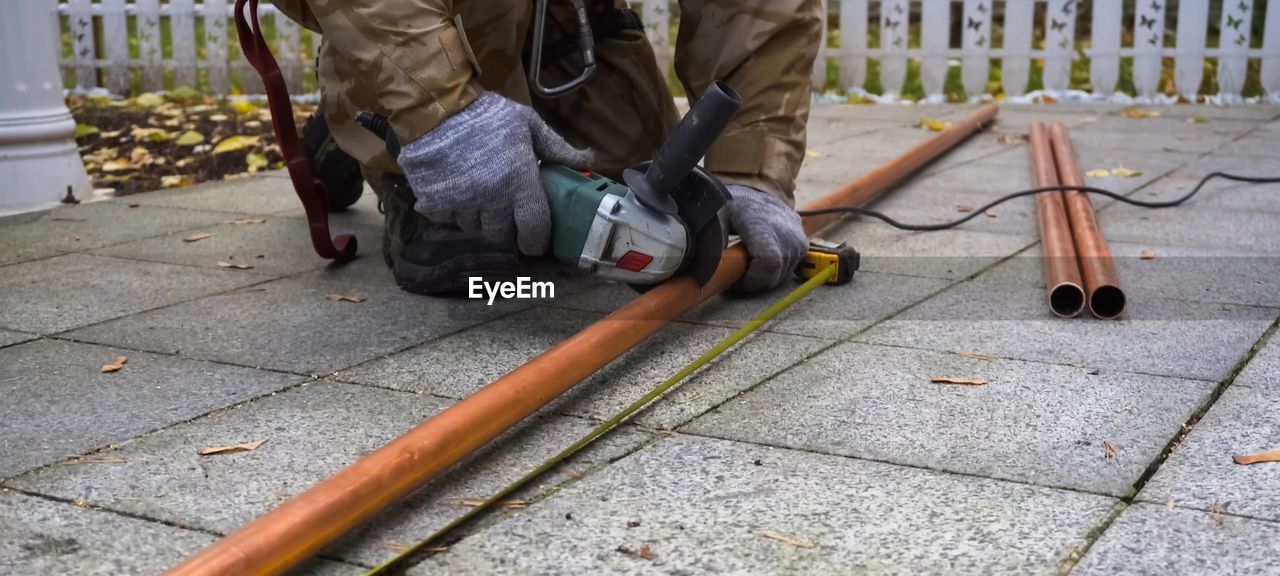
726;184;809;293
397;92;593;255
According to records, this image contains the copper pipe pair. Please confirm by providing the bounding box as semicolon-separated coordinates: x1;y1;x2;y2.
1028;122;1126;319
164;104;1001;576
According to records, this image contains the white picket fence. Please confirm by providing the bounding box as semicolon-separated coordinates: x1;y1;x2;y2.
55;0;312;96
56;0;1280;103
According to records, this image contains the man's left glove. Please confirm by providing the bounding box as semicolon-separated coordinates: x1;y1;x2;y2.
726;184;808;293
397;92;593;256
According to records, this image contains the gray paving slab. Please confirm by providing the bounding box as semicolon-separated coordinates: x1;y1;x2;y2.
338;307;828;430
856;280;1276;381
1216;131;1280;158
971;140;1199;176
92;215;381;277
412;434;1116;576
0;339;300;479
0;490;358;576
273;186;384;229
537;270;950;341
820;221;1035;281
1100;199;1280;254
1138;385;1280;522
855;178;1043;236
1066;119;1253;154
974;242;1280;309
684;342;1211;496
1072;503;1280;576
0;202;245;268
6;381;652;568
1235;334;1280;392
128;174;306;214
0;253;265;335
62;254;525;374
0;330;35;349
1121;170;1280;215
1118;104;1280;121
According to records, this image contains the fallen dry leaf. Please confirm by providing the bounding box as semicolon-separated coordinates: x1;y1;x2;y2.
1086;168;1112;178
1122;109;1161;119
639;545;659;561
101;356;127;373
753;530;815;549
1140;251;1157;260
931;377;987;386
557;466;585;479
920;117;951;132
198;439;266;456
1210;500;1229;526
994;132;1028;144
1187;117;1209;124
956;205;973;213
382;541;411;553
1104;441;1119;462
217;261;254;270
1232;449;1280;465
955;351;999;361
183;233;215;243
985;210;997;218
805;150;823;157
326;294;367;303
1110;167;1143;178
228;218;266;225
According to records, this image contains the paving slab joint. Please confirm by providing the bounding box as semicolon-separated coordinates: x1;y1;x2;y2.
385;429;672;572
1059;317;1280;575
1054;500;1129;575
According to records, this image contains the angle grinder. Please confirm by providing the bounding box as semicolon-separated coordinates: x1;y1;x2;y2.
358;81;740;287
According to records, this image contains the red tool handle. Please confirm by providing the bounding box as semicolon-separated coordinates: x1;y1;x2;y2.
233;0;356;261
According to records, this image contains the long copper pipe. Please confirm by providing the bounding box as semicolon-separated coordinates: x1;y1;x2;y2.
1048;123;1126;319
164;103;1000;576
1029;123;1086;318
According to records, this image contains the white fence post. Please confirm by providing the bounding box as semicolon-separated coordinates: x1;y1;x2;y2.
67;0;96;90
837;0;868;93
135;0;163;92
275;12;304;93
1089;0;1121;97
880;0;910;98
1132;0;1169;99
640;0;672;81
100;0;130;95
205;0;230;95
169;0;196;88
813;0;829;89
1174;0;1210;102
1217;0;1256;103
1264;0;1280;102
1002;0;1034;97
961;0;992;101
920;0;949;102
1043;0;1078;94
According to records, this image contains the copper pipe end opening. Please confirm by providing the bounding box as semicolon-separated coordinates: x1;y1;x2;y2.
1089;285;1127;320
1049;282;1086;318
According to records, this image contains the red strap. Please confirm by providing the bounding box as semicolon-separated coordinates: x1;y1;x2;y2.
234;0;356;261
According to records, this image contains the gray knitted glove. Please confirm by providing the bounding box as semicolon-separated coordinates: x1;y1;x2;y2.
726;184;808;293
397;92;593;255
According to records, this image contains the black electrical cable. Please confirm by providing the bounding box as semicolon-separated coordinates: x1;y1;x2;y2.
795;171;1280;232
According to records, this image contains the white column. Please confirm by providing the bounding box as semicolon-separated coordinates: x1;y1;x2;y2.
0;0;92;215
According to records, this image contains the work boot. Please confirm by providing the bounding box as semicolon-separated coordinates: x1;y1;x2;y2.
302;111;365;211
369;170;520;295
